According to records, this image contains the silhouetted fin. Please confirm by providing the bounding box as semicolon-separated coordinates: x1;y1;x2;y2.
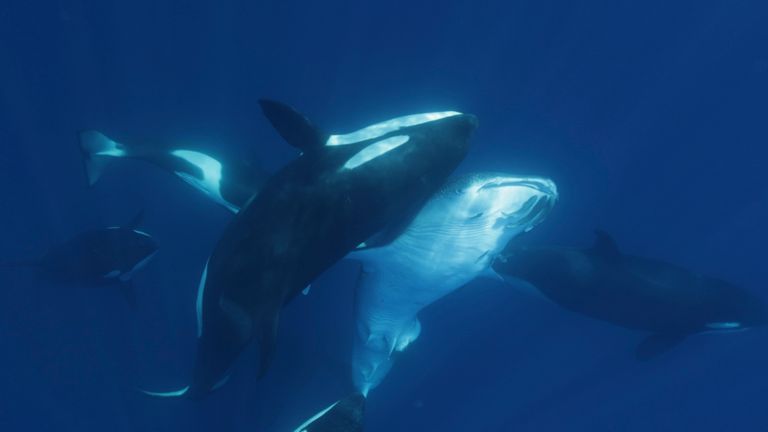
591;229;621;259
636;333;687;360
79;130;128;186
258;99;326;152
292;393;366;432
125;210;145;230
120;280;138;309
256;310;280;378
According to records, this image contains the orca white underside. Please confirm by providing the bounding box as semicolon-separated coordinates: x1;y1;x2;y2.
171;150;240;213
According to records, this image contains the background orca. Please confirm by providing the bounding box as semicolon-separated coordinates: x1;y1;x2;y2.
181;99;477;398
494;231;768;359
2;211;158;306
79;131;266;212
288;173;557;431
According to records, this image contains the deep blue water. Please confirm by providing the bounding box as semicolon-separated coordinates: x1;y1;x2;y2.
1;0;767;430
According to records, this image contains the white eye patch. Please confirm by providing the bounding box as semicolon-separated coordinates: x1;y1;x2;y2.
342;135;410;170
327;111;461;146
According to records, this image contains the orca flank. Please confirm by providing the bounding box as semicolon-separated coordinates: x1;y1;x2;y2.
494;231;768;359
185;99;477;397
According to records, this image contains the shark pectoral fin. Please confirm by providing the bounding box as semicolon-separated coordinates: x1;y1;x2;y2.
78;130;128;186
591;230;621;260
258;99;326;152
636;333;687;360
292;393;366;432
256;310;281;378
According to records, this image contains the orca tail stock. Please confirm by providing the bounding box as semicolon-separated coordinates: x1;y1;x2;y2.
291;392;366;432
78;130;131;186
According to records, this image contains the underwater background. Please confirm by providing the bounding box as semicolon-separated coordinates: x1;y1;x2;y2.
1;0;767;431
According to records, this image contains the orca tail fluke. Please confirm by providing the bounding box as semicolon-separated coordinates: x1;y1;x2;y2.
292;393;366;432
79;130;129;186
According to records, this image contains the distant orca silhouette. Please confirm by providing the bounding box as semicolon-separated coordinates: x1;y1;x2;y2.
79;131;266;212
146;99;477;398
289;173;557;431
2;211;158;306
493;231;768;359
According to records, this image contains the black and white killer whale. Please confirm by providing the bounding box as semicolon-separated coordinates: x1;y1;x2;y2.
2;212;158;305
494;231;767;359
146;100;477;397
80;131;266;212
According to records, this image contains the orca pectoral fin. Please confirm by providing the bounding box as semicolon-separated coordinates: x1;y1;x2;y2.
292;393;366;432
78;130;128;186
258;99;326;152
635;333;687;360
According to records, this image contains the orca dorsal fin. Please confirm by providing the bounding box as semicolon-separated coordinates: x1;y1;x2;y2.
258;99;327;152
591;229;621;258
125;210;145;230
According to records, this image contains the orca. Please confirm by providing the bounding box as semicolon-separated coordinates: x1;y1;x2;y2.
79;131;266;212
287;173;557;430
2;211;158;306
148;100;477;398
493;231;768;359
